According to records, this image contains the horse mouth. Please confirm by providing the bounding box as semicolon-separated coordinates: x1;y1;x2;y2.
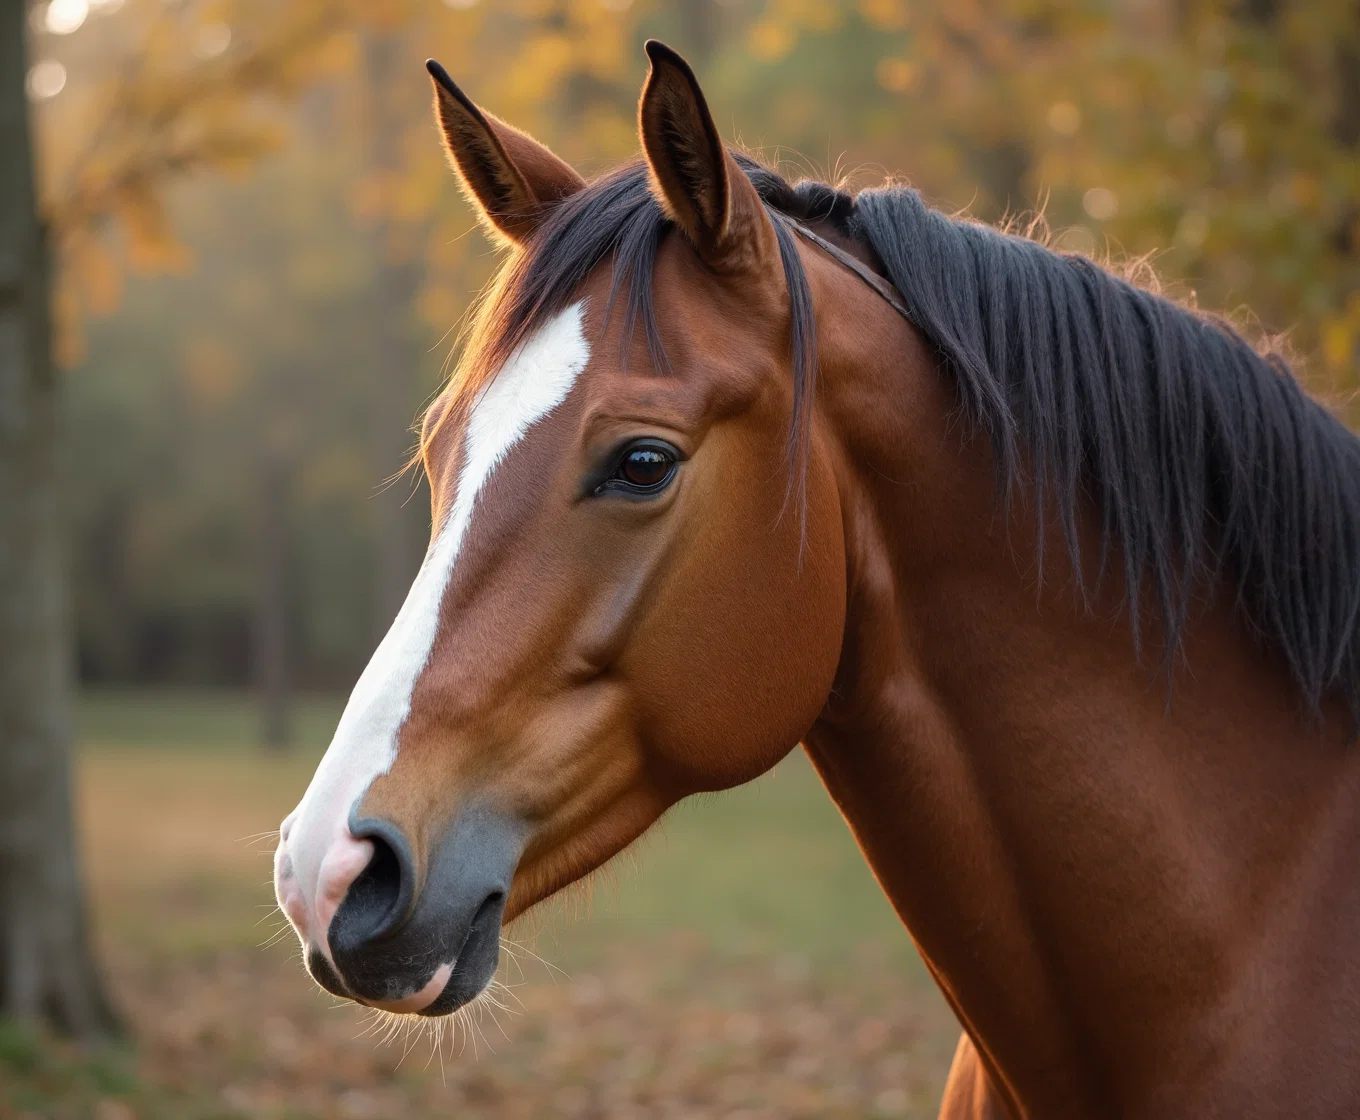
412;895;503;1017
304;887;506;1018
359;962;455;1014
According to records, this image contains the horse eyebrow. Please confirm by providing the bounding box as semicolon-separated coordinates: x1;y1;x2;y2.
430;153;1360;723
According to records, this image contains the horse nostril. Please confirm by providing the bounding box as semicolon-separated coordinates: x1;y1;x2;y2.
330;820;416;952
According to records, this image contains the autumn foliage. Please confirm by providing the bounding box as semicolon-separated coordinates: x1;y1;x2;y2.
24;0;1359;683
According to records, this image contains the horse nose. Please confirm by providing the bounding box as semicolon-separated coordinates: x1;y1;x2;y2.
283;805;523;1016
327;819;416;955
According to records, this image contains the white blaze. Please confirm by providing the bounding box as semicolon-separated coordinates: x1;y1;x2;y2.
279;301;590;953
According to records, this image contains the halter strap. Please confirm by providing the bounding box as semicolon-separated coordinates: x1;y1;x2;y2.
787;219;914;323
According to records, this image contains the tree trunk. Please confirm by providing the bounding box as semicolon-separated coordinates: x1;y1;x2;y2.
253;450;292;751
0;0;119;1037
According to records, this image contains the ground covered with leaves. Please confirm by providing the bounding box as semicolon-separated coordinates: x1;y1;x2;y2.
2;693;959;1119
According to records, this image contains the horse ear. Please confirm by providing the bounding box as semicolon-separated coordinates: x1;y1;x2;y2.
638;40;775;273
426;60;585;245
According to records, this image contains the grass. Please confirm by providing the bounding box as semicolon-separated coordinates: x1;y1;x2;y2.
76;687;346;753
4;688;958;1119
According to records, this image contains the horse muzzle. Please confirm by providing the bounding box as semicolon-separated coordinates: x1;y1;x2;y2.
274;803;524;1016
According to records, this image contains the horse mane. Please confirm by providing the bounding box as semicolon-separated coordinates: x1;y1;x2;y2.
433;156;1360;721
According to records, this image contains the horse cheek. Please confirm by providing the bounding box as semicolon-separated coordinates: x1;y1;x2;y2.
632;432;845;793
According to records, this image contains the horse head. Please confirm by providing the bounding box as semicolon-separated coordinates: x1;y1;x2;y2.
273;42;846;1016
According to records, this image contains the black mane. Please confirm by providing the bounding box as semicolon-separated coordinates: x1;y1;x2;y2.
464;156;1360;720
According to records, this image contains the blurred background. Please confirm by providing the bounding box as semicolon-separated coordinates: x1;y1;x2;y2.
2;0;1357;1116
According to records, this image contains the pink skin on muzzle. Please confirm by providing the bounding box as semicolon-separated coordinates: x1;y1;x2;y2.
273;813;373;967
275;805;453;1015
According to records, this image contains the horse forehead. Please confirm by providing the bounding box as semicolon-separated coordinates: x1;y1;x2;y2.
458;301;591;497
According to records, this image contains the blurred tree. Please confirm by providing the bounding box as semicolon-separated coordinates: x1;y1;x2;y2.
0;0;118;1038
740;0;1358;388
2;0;349;1034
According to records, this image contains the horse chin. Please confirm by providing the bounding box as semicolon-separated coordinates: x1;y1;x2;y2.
303;901;503;1019
360;962;455;1014
412;903;505;1018
359;933;501;1020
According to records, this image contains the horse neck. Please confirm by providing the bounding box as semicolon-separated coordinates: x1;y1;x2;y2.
802;295;1360;1114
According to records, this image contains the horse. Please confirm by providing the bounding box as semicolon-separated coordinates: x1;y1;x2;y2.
272;40;1360;1118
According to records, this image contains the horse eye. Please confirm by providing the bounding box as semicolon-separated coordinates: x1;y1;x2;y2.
619;447;671;487
595;441;679;496
618;446;673;489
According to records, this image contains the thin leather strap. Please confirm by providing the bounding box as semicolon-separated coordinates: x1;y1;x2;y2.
787;219;914;323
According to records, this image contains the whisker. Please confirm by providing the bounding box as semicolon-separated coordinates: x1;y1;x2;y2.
499;935;569;984
257;925;295;949
382;1013;405;1047
393;1017;417;1069
470;1003;494;1056
353;1009;385;1041
487;977;525;1012
253;904;285;928
435;1019;448;1085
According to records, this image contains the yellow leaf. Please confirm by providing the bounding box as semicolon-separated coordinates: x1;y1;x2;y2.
858;0;909;31
748;19;796;62
1323;318;1354;371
